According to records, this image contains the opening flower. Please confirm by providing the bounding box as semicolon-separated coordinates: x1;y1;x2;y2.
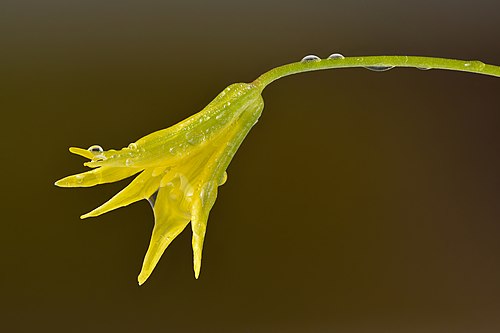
56;83;264;284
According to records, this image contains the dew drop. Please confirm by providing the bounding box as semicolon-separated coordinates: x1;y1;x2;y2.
463;61;485;71
125;158;133;167
169;191;179;201
160;176;172;187
200;186;206;201
327;53;345;60
364;66;395;72
169;147;176;154
301;54;321;62
151;167;163;177
185;185;194;198
219;171;228;186
186;132;205;145
75;174;84;184
128;143;138;150
475;61;486;70
87;145;103;154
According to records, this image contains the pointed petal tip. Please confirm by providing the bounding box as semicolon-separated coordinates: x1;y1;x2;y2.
54;177;72;187
53;174;87;188
80;208;106;219
138;271;150;286
69;147;94;159
193;255;201;280
80;208;101;219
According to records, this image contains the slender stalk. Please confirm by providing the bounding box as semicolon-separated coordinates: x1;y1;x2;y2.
253;55;500;91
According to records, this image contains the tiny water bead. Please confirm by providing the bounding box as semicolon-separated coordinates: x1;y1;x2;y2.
463;61;486;71
152;166;167;177
219;171;228;186
87;145;103;154
186;131;207;146
128;143;138;150
364;66;395;72
327;53;345;60
301;55;321;62
75;174;84;184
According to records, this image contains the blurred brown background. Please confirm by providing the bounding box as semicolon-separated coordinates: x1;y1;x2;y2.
2;0;500;332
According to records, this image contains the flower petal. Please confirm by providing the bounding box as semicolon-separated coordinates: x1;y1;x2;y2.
55;166;141;188
191;181;219;279
69;147;95;159
80;168;163;219
138;184;191;285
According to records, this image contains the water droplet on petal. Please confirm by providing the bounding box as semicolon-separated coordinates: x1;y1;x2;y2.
87;145;103;154
364;66;395;72
125;158;133;167
327;53;345;59
219;172;228;186
185;185;194;198
186;132;206;145
160;174;172;187
152;166;167;177
301;55;321;62
128;143;138;150
169;147;176;154
75;174;84;184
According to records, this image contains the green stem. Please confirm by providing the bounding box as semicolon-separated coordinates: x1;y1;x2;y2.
253;55;500;91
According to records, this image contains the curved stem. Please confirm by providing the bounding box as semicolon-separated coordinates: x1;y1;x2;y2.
253;55;500;91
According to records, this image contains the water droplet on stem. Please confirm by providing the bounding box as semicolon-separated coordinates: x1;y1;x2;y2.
301;55;321;62
364;66;395;72
327;53;345;60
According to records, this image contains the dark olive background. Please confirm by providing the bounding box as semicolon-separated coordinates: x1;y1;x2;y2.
2;1;500;332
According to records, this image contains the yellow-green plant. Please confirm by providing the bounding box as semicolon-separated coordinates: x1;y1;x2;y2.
56;55;500;285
